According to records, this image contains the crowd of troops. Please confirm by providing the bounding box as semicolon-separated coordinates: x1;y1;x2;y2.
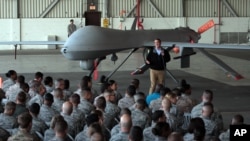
0;70;247;141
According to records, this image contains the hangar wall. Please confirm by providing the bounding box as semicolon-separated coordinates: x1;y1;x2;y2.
0;17;249;50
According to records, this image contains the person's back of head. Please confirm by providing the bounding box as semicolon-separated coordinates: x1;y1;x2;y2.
54;78;64;89
100;82;110;93
167;132;184;141
87;122;104;141
54;119;68;137
16;91;27;104
4;101;16;116
120;108;132;117
135;99;146;111
86;113;100;127
180;79;191;95
120;114;132;133
95;96;106;110
29;103;40;116
134;92;145;102
166;92;178;104
80;76;91;90
81;87;92;100
50;114;64;129
20;82;29;93
62;101;73;115
130;78;140;89
152;110;166;123
126;85;136;97
5;70;17;80
160;87;170;98
193;126;206;141
44;76;53;86
64;79;70;90
152;122;171;138
44;93;54;106
54;88;63;99
18;112;32;130
129;126;143;141
232;114;244;125
17;75;25;84
187;117;205;133
70;93;80;105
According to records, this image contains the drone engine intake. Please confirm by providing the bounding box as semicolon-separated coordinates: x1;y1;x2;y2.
80;60;94;70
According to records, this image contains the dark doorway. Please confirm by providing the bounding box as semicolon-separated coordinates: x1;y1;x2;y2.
84;11;101;26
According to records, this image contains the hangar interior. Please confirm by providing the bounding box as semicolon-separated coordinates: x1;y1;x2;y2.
0;0;250;50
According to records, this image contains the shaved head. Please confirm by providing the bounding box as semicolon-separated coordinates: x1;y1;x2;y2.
62;101;73;115
120;114;132;133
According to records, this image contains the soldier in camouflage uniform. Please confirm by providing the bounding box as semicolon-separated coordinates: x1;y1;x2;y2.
69;94;85;133
219;114;245;141
104;89;121;121
78;88;95;116
44;115;64;141
131;99;151;129
61;101;78;138
109;114;132;141
200;102;219;138
38;93;59;125
29;103;48;135
49;119;73;141
2;70;17;93
118;85;136;109
0;102;18;131
52;88;65;112
5;75;25;102
143;110;166;141
28;82;46;106
13;91;28;118
7;112;40;141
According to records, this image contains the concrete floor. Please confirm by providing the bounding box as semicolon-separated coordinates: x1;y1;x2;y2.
0;49;250;129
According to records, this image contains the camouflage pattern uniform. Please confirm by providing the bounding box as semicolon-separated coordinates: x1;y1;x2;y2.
44;128;55;141
61;112;77;138
2;78;15;92
219;129;229;141
49;135;73;141
111;124;120;136
201;116;218;137
143;123;156;141
149;98;162;113
5;83;22;102
28;94;43;106
131;109;151;129
74;129;89;141
71;106;85;133
118;96;135;109
105;101;121;120
30;116;48;135
38;104;59;124
7;129;40;141
109;132;129;141
13;104;28;118
176;94;195;114
78;99;95;116
52;98;64;112
0;113;17;130
0;126;10;141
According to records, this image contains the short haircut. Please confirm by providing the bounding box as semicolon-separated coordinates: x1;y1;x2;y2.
18;112;32;128
86;113;99;127
44;76;53;85
130;78;139;88
100;82;110;93
187;117;205;133
136;99;147;110
120;108;131;116
29;103;40;115
70;19;74;22
17;75;25;84
233;114;244;124
127;85;136;96
152;122;170;136
16;91;27;103
95;96;106;109
50;115;64;129
70;94;80;104
80;76;91;89
20;82;29;92
129;126;143;141
44;93;54;102
54;119;68;133
5;101;16;111
154;38;161;43
155;84;164;93
152;110;165;122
